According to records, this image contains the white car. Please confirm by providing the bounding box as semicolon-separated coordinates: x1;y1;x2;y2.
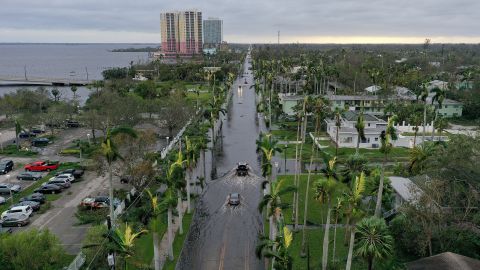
1;205;33;219
51;173;74;183
0;196;5;205
0;184;22;194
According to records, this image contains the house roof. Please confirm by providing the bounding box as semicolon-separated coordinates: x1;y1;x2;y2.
327;95;379;101
281;95;305;101
407;252;480;270
390;176;422;202
343;111;382;122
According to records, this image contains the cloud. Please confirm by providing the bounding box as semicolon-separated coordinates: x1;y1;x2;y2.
0;0;479;43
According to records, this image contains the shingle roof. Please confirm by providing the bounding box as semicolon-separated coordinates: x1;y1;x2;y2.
407;252;480;270
390;176;422;203
343;111;382;122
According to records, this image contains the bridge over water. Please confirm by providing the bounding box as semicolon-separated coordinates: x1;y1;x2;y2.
0;75;93;87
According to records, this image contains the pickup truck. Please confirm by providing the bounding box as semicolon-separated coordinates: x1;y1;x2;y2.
24;161;60;172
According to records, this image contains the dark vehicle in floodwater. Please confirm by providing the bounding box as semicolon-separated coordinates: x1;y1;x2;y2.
20;193;46;204
31;138;50;147
228;193;240;206
0;160;14;174
236;162;248;176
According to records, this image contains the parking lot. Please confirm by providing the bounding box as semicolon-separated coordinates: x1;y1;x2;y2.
0;127;126;254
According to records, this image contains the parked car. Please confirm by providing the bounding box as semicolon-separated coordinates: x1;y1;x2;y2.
236;162;248;176
20;193;45;204
44;178;71;189
24;160;59;172
0;160;14;174
31;137;50;147
0;215;30;227
34;184;62;194
17;172;43;181
18;131;36;139
65;120;80;128
51;173;74;183
0;196;5;205
11;201;41;212
228;193;241;206
1;205;33;219
30;128;45;135
56;168;84;179
0;183;22;194
80;196;120;209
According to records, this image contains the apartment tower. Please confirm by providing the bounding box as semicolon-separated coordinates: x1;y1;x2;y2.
160;10;203;57
203;17;223;47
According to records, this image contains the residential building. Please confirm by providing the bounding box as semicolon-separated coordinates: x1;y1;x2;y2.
203;17;223;47
389;176;423;209
325;111;386;148
279;94;304;116
327;95;386;115
160;10;203;58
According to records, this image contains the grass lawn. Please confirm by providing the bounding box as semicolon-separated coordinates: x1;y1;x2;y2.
271;129;299;141
282;141;410;162
163;212;194;270
289;227;367;270
45;193;62;201
0;144;38;157
278;175;348;226
130;221;168;268
186;91;213;106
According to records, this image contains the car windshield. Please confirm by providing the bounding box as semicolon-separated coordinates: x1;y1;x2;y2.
230;193;239;199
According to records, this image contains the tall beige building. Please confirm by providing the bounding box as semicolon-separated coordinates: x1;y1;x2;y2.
161;10;203;58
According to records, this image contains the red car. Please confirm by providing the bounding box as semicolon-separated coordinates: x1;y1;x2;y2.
24;161;60;172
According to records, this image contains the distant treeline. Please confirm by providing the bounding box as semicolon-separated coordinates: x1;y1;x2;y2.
111;47;160;52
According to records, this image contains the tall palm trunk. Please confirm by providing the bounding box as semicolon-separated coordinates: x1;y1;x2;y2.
356;133;361;155
345;226;356;270
422;102;427;144
374;154;387;217
167;207;174;260
322;204;331;270
295;99;307;229
332;212;339;264
431;109;438;141
301;119;319;255
413;128;418;147
186;170;191;214
202;150;206;181
335;124;340;156
177;191;183;235
153;232;161;269
292;117;301;226
109;163;115;225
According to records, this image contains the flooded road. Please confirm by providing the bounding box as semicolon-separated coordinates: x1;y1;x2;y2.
177;52;266;270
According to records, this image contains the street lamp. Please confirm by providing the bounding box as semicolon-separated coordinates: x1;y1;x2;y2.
87;133;91;144
166;136;170;146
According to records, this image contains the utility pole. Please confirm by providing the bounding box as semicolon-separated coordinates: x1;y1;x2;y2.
24;65;28;81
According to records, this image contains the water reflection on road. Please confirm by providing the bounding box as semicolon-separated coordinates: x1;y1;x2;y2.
177;53;266;270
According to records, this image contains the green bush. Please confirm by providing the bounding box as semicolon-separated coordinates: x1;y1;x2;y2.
59;149;80;156
74;206;109;225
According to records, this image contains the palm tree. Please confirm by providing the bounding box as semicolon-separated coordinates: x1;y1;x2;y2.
314;158;337;270
430;87;446;141
333;106;346;156
51;87;60;101
345;172;367;270
256;221;294;270
293;97;307;230
355;217;394;270
101;126;137;225
420;82;429;144
408;142;436;175
258;178;296;240
374;116;397;217
409;113;422;147
434;116;448;141
146;190;162;270
341;154;368;184
355;110;366;154
331;197;344;265
108;223;147;270
184;136;197;213
170;149;186;235
14;119;23;150
71;85;78;99
158;185;177;261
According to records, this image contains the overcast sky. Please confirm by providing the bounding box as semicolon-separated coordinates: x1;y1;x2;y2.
1;0;479;43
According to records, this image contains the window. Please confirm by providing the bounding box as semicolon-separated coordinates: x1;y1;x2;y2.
368;123;371;127
375;137;378;141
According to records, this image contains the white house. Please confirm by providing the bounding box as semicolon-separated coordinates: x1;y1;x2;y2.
365;85;381;94
326;111;386;148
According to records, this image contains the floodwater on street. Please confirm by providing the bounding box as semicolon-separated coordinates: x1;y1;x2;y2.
177;52;266;270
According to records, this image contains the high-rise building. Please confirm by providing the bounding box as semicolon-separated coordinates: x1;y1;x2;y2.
203;17;223;47
160;10;203;58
